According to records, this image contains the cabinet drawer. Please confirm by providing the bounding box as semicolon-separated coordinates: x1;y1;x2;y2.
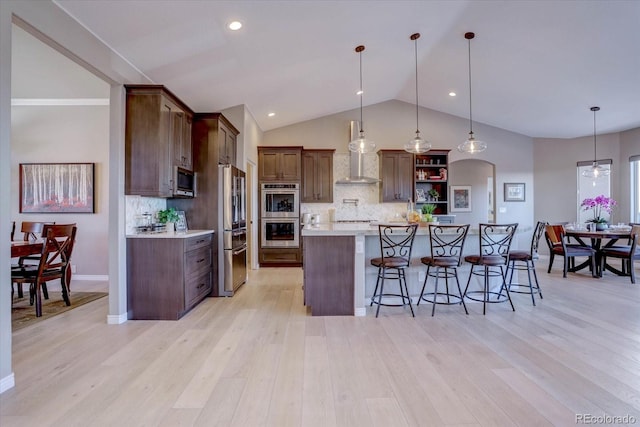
185;270;211;308
185;246;212;276
259;248;301;264
185;234;212;252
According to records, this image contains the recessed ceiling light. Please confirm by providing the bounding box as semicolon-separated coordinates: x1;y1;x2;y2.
356;90;363;95
228;21;242;31
449;92;456;97
268;112;275;117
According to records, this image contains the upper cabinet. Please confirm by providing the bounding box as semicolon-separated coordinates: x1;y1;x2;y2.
414;150;450;214
193;113;239;168
125;85;194;197
378;150;414;202
258;147;302;182
302;149;334;203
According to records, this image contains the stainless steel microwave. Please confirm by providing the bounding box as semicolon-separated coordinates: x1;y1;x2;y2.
173;166;195;198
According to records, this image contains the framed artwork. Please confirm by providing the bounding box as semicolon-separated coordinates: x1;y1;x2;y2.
450;185;472;212
19;163;95;213
504;182;525;202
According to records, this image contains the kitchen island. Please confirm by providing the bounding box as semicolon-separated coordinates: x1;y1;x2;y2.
302;223;527;316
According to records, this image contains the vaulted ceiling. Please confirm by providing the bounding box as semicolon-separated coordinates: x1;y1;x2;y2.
25;1;640;138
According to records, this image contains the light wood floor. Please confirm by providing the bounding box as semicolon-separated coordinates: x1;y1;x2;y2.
2;260;640;426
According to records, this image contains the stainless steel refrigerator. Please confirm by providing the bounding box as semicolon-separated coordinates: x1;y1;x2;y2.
218;165;247;296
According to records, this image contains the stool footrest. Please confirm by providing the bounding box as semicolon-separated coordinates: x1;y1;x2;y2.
465;290;510;304
419;292;464;306
371;293;412;307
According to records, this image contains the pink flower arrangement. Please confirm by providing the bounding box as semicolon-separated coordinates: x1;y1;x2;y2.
581;195;616;224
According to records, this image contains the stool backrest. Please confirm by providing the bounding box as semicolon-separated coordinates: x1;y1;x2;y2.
530;221;548;258
428;224;469;265
478;223;518;262
377;223;419;265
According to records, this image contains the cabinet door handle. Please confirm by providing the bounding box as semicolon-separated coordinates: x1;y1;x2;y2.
196;282;207;289
196;258;206;263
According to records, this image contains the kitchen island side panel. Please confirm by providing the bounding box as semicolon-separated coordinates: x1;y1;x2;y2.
303;235;355;316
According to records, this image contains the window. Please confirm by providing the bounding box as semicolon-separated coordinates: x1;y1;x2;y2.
632;156;640;223
577;160;611;223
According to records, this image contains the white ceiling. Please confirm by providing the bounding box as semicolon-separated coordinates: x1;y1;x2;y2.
29;1;640;138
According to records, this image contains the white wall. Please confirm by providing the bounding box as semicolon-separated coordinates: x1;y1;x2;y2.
449;159;494;225
1;0;149;392
11;105;110;276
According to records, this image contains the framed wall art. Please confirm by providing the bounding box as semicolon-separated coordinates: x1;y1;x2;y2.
504;182;525;202
450;185;472;212
19;163;95;213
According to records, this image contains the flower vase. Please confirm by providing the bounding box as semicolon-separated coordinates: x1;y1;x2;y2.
595;222;608;231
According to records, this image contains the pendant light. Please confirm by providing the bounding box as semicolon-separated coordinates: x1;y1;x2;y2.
348;45;376;154
582;106;610;178
457;32;487;154
404;33;431;154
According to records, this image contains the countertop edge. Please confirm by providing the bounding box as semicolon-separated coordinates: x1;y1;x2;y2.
126;229;215;239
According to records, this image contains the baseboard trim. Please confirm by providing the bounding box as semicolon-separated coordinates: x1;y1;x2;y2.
0;372;15;394
354;307;366;317
74;274;109;281
107;313;128;325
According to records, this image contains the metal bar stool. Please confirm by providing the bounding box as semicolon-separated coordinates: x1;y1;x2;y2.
370;223;419;317
463;223;518;315
506;221;546;305
418;224;470;316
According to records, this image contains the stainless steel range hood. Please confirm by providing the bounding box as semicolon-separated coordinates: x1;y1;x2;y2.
335;121;380;185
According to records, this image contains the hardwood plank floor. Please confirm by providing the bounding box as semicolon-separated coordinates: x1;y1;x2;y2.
2;261;640;426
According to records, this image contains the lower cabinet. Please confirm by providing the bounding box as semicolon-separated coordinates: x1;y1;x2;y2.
259;247;302;266
127;232;213;320
303;235;354;315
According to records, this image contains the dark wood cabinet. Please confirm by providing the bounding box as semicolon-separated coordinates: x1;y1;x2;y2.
258;147;302;181
302;149;334;203
259;247;302;265
125;85;193;197
414;149;450;215
127;232;214;320
218;118;237;166
378;150;414;202
173;111;192;170
303;235;355;315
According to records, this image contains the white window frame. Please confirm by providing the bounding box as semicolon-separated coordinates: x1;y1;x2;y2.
631;155;640;223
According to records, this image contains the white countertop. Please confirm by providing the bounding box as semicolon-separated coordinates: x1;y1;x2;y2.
302;223;531;237
126;229;215;239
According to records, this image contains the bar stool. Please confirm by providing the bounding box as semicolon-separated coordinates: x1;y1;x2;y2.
463;223;518;315
418;224;470;316
506;221;546;305
370;223;419;317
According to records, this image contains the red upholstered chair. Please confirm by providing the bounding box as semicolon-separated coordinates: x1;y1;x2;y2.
545;224;596;278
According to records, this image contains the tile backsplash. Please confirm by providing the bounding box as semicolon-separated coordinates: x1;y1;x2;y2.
301;153;408;223
125;195;166;235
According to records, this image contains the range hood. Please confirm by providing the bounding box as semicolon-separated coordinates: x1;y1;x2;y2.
335;121;380;185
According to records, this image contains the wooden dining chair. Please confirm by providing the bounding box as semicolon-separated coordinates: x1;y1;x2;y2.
599;225;640;283
12;221;54;298
545;224;597;278
11;224;77;317
11;221;15;240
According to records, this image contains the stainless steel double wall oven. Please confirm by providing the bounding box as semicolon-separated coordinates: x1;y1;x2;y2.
260;183;300;248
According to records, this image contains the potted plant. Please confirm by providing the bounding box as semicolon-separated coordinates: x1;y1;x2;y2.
581;195;616;230
421;203;437;223
157;207;180;232
428;188;439;201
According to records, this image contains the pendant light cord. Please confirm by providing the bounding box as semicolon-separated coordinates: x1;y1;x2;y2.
467;36;473;135
593;108;597;161
414;36;419;135
359;48;364;134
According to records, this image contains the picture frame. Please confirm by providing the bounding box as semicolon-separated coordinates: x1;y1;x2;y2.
504;182;525;202
450;185;472;212
175;211;188;232
19;163;95;213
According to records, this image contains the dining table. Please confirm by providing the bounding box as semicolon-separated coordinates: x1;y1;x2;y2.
564;227;632;277
11;239;44;258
